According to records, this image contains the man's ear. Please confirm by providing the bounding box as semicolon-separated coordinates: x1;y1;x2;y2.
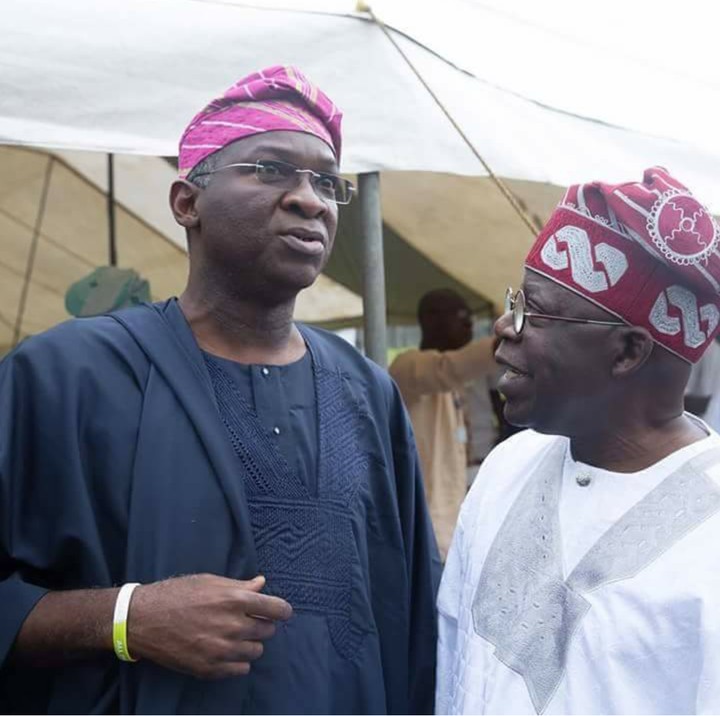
169;179;201;229
611;326;654;378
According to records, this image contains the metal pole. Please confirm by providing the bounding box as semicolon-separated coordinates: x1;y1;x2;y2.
107;153;117;266
358;172;387;367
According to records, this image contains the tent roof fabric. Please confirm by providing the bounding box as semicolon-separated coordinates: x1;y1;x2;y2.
3;0;720;343
3;0;719;209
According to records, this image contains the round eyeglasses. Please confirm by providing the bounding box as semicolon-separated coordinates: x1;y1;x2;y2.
504;287;625;335
191;159;355;205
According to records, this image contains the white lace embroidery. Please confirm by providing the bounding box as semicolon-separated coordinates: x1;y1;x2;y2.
650;285;717;349
700;303;720;338
649;291;681;337
540;225;628;294
594;243;628;287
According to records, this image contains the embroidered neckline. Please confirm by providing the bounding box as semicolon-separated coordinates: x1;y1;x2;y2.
203;342;370;661
563;425;714;482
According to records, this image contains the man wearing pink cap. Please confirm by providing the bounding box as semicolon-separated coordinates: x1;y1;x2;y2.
437;167;720;714
0;66;439;714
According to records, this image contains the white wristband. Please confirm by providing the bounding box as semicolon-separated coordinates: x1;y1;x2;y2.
113;582;141;662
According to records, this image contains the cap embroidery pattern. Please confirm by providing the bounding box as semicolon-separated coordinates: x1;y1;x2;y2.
644;188;720;266
540;225;628;294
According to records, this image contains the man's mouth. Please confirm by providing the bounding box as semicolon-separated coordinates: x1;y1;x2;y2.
279;228;326;256
495;355;530;384
496;353;527;374
283;227;324;243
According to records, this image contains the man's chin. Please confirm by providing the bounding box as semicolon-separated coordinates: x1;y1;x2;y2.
270;267;322;298
503;401;534;430
505;406;571;437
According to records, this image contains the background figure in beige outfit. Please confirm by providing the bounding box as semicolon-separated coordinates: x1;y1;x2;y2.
390;289;495;558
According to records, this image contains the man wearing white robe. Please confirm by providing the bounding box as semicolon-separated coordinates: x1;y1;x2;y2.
436;167;720;715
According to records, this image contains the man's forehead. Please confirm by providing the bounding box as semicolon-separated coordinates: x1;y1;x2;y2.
522;270;565;303
523;269;619;319
221;131;338;169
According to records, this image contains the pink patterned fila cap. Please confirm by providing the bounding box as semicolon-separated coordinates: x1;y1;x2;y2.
525;167;720;363
178;65;343;178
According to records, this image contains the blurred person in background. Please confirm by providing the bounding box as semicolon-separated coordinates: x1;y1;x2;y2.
390;288;495;559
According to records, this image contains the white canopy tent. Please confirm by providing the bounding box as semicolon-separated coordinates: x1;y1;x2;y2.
2;0;719;358
4;0;718;179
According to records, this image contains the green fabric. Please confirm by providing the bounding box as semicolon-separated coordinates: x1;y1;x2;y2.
65;267;151;317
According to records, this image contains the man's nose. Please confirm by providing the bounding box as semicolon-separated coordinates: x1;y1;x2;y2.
281;174;328;218
494;311;518;341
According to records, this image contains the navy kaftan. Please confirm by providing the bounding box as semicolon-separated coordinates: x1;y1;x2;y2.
0;299;440;714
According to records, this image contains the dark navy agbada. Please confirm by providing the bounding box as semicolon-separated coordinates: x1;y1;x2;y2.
0;300;440;714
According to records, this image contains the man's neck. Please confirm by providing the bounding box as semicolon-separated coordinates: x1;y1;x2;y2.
420;335;452;352
569;413;708;473
178;290;306;365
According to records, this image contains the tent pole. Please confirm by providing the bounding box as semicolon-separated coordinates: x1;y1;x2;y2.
358;171;387;367
107;153;117;266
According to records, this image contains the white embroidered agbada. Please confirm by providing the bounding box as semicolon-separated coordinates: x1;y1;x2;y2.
437;421;720;715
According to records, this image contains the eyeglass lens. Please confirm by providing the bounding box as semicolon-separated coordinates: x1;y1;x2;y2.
504;287;513;314
504;287;525;335
255;160;352;204
512;291;525;335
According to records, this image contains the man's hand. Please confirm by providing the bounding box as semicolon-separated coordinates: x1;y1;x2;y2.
128;574;292;679
11;573;291;679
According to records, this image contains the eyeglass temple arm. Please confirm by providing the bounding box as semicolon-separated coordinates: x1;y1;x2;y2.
524;311;624;326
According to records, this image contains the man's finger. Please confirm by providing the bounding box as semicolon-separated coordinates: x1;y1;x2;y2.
244;616;277;641
232;640;265;662
241;590;293;621
206;661;252;681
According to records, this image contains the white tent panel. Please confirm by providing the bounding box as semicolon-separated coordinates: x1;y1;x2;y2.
396;32;720;214
3;0;719;199
1;0;474;172
381;0;720;157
